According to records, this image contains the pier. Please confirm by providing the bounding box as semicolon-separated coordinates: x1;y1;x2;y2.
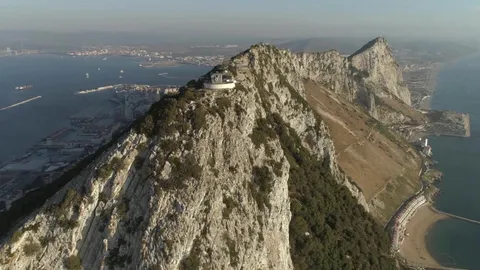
431;206;480;225
0;96;42;111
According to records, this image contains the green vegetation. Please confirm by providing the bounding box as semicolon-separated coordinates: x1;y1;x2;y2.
39;235;55;247
223;233;239;268
257;113;396;269
64;255;82;270
162;154;202;190
136;142;147;152
23;242;41;257
268;160;283;177
250;118;276;148
249;166;274;211
0;124;128;239
134;156;145;170
206;97;231;121
135;88;205;138
191;106;207;131
9;230;24;244
222;196;239;219
97;156;126;179
0;86;210;240
180;238;202;270
106;238;132;268
98;191;108;203
8;223;42;244
44;189;81;230
53;189;82;218
58;219;79;230
117;198;130;219
126;216;144;234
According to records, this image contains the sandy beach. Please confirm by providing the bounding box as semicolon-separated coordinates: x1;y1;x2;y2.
419;63;443;110
399;204;448;268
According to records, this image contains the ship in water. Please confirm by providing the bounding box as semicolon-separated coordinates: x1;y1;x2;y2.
120;70;124;73
86;73;89;79
14;85;33;91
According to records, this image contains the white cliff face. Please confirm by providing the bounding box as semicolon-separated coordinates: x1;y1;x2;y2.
239;38;412;123
349;37;411;106
0;41;406;270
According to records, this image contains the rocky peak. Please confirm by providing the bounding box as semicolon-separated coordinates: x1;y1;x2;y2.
349;37;389;57
0;41;399;270
349;37;411;106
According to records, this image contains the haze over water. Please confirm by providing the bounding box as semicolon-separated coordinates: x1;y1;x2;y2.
0;55;209;163
427;53;480;269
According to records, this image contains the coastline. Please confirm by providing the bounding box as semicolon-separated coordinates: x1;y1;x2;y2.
418;62;443;110
399;204;448;268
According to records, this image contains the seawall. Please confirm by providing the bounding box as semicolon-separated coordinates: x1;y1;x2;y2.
0;96;42;112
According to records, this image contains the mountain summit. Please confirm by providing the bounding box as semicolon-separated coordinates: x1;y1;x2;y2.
0;38;407;269
349;37;411;106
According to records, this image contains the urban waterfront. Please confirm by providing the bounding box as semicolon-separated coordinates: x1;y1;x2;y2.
0;54;209;163
427;53;480;269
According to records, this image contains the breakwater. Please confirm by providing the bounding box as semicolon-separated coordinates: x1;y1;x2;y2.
0;96;42;111
431;207;480;225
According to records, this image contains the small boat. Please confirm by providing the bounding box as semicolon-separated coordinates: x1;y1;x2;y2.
86;73;89;79
98;68;101;71
14;85;33;91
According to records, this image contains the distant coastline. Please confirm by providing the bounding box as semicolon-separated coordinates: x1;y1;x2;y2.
418;63;443;110
403;53;479;268
138;61;183;68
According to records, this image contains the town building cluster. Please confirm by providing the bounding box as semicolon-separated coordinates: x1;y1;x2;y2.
390;194;427;253
67;46;226;66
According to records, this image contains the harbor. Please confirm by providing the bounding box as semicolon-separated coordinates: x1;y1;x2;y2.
0;84;177;211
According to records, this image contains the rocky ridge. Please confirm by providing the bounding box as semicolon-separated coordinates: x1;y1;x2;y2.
0;40;402;269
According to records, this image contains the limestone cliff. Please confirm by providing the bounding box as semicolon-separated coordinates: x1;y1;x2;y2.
0;42;401;270
349;37;411;106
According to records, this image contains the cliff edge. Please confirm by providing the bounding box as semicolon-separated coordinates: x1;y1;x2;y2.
0;41;405;270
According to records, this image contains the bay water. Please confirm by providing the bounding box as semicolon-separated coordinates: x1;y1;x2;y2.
0;55;209;163
427;53;480;269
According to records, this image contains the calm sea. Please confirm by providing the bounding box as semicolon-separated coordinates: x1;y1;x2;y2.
0;54;209;163
427;53;480;269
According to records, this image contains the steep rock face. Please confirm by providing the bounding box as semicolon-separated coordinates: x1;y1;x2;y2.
0;46;371;270
349;37;411;106
0;41;406;270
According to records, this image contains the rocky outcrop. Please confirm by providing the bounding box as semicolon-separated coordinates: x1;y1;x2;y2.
0;40;404;270
349;37;411;106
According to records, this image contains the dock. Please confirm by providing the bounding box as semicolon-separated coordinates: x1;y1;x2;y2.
431;206;480;225
0;96;42;111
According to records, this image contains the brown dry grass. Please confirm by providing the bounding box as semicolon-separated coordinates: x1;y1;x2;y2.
305;81;422;224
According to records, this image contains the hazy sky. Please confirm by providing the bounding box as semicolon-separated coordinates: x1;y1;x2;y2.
1;0;480;38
